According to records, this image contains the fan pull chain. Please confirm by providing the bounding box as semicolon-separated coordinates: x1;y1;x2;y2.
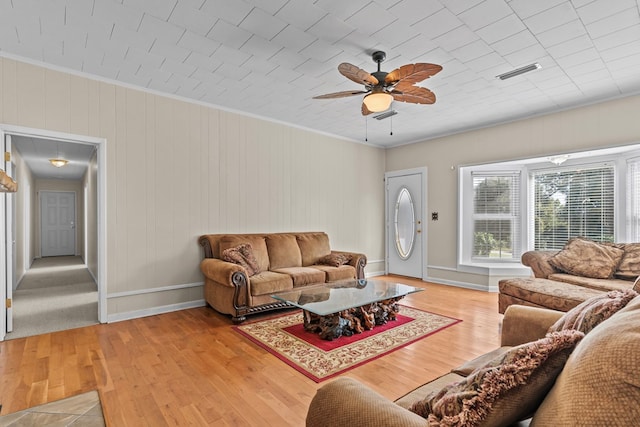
365;116;368;142
390;115;393;136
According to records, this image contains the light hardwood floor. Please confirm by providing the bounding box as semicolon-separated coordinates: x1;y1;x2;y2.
0;275;503;426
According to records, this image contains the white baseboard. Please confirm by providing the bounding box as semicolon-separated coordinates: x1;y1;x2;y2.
107;299;207;323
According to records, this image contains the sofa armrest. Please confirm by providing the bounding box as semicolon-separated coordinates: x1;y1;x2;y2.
521;250;559;278
306;377;426;427
200;258;246;286
501;305;564;346
332;250;367;279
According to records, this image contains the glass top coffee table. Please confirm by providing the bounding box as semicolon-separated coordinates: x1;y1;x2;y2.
272;279;423;340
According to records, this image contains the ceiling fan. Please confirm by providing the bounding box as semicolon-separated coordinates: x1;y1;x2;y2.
313;51;442;116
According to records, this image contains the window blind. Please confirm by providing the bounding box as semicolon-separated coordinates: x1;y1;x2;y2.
471;172;521;260
627;158;640;241
532;165;615;250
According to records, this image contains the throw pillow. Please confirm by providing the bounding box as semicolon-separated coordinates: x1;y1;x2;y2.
549;237;624;279
318;253;352;267
548;289;638;334
614;243;640;279
221;243;261;277
409;330;584;427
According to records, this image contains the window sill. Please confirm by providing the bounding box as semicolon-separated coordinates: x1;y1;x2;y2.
457;262;531;276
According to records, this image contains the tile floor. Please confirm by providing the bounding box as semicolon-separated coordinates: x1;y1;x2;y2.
0;390;105;426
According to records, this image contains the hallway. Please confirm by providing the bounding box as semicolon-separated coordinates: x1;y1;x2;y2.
6;256;98;339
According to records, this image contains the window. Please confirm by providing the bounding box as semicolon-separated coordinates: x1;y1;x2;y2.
627;157;640;241
459;146;640;270
532;165;614;250
471;172;521;260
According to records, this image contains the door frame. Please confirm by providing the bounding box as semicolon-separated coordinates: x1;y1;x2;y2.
0;124;107;341
385;167;428;280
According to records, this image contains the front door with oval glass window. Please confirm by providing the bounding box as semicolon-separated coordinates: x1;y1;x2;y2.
386;171;424;278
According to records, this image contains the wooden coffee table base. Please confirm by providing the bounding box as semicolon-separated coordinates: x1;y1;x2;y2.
303;297;403;341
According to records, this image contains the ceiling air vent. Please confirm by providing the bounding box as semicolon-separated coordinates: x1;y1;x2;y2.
496;63;541;80
373;110;398;120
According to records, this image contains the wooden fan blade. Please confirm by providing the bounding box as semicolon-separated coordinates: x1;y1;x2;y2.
385;63;442;86
313;90;368;99
391;86;436;104
339;63;379;86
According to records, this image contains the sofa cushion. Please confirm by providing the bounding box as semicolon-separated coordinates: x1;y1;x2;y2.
409;330;584;427
266;234;302;270
614;242;640;279
296;233;331;266
547;273;633;292
318;252;352;267
548;289;638;334
221;243;261;276
309;265;356;282
531;296;640;426
248;271;293;296
271;267;325;287
219;235;270;272
549;237;624;279
499;278;603;312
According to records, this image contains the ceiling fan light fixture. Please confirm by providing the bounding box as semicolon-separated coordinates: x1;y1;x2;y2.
49;158;69;168
363;91;393;113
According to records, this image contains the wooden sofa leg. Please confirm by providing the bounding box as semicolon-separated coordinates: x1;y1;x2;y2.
232;315;246;324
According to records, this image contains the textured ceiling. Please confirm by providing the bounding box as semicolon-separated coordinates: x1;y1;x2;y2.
1;0;640;148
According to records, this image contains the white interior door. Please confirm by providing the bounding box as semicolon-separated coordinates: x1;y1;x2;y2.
41;191;76;257
386;169;426;278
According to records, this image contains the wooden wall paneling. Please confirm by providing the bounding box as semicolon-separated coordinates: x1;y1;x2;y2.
124;88;147;288
289;132;306;231
44;69;71;132
236;114;248;232
96;82;116;311
69;75;90;136
153;96;176;287
169;99;193;284
0;58;20;123
86;80;100;142
144;93;158;286
225;113;241;232
245;120;261;232
206;109;220;232
112;86;128;295
269;124;288;232
186;104;206;283
195;105;209;236
217;112;230;231
280;127;292;230
16;62;46;129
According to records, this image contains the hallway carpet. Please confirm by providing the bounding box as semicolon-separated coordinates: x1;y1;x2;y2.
6;256;98;340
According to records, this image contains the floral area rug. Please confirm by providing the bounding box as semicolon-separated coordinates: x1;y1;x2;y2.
233;306;462;382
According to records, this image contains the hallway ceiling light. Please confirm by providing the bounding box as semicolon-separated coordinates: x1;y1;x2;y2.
49;158;69;168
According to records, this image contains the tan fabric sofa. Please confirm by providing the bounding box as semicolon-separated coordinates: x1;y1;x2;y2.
306;295;640;426
198;232;367;322
499;247;638;313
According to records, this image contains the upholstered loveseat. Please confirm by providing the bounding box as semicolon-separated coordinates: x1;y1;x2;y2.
198;232;366;322
307;290;640;426
499;237;639;313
